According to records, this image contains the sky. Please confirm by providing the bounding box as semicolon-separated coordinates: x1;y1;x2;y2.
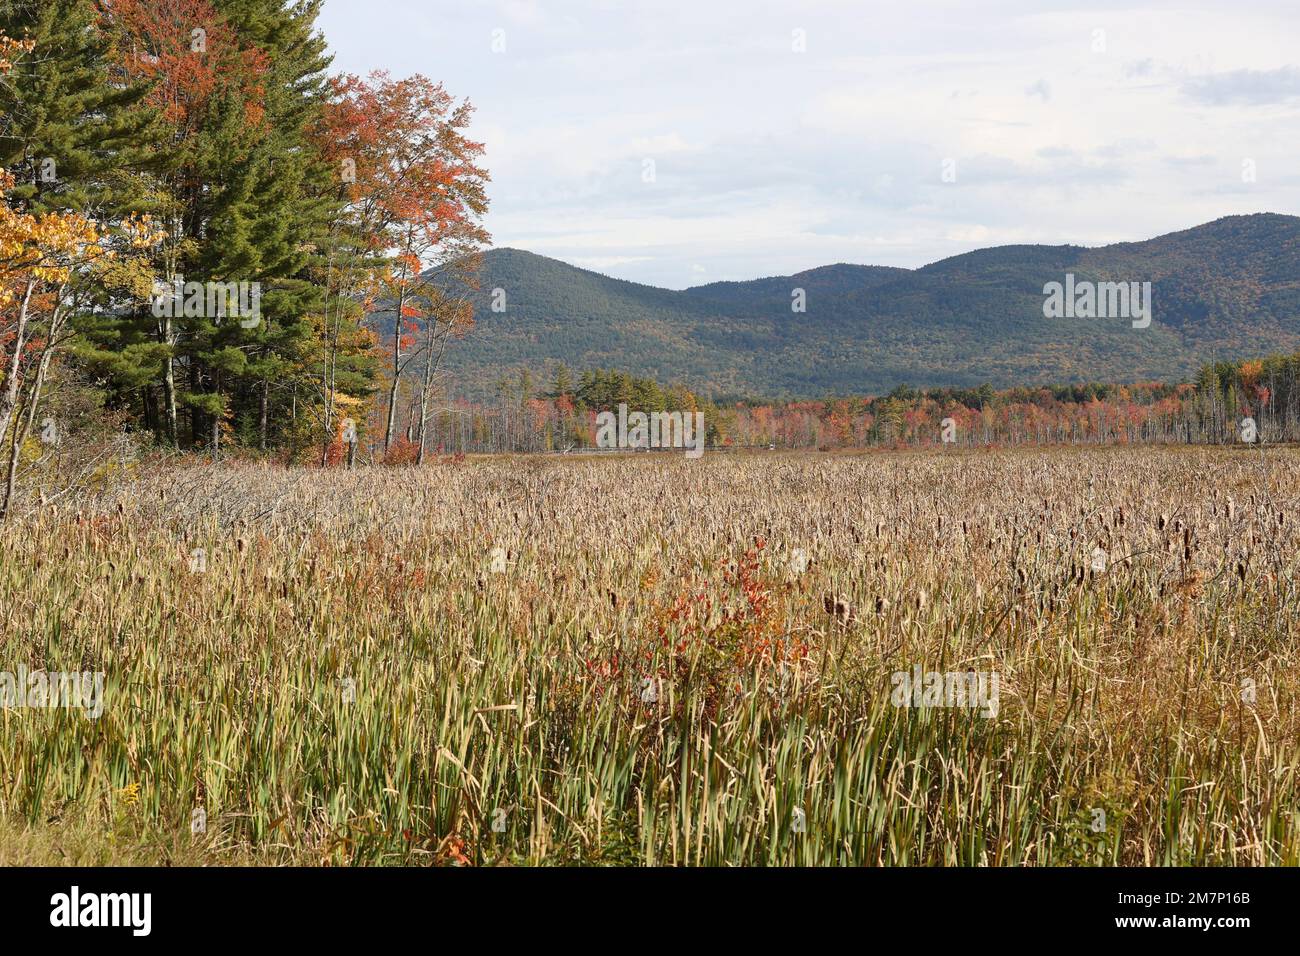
317;0;1300;289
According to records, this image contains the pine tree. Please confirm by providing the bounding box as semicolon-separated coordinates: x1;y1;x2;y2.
205;0;339;451
552;362;572;399
0;0;161;217
91;0;349;453
0;0;166;458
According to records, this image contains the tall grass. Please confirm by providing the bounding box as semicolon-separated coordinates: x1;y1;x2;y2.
0;447;1295;865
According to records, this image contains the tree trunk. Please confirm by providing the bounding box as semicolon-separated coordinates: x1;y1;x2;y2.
259;377;269;451
210;371;221;457
0;330;55;521
321;316;335;467
143;384;157;435
189;363;201;449
0;281;36;450
160;309;178;447
416;331;446;466
0;401;26;521
384;285;407;452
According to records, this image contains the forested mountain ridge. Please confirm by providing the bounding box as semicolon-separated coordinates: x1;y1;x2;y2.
435;214;1300;399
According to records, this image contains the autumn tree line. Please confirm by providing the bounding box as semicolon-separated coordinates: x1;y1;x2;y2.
421;356;1300;454
0;0;488;516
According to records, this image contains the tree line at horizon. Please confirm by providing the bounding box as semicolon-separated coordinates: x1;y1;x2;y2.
0;0;488;517
411;353;1300;454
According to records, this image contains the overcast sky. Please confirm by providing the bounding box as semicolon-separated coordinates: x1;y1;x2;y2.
318;0;1300;289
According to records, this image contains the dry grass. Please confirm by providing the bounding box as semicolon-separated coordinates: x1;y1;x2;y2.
0;446;1296;865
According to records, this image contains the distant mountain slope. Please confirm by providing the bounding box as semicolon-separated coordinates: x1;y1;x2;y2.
425;213;1300;399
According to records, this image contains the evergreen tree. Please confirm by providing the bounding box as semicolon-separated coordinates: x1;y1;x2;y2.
206;0;339;450
0;0;161;217
0;0;167;446
552;362;572;399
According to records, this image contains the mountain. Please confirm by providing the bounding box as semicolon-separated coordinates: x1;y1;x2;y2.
430;213;1300;399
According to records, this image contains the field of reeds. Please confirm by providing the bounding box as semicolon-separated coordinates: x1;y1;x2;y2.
0;447;1296;866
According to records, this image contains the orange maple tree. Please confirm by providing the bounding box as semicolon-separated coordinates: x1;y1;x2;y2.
100;0;269;137
314;71;489;461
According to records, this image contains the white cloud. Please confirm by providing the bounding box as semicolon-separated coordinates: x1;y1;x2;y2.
319;0;1300;288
